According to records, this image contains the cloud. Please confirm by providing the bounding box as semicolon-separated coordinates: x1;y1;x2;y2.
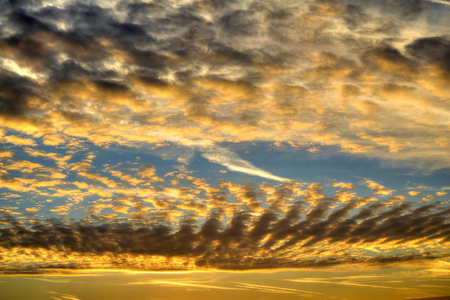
127;280;244;291
0;0;448;172
1;184;449;272
0;0;449;278
197;141;290;182
126;279;324;295
47;291;80;300
288;278;414;291
364;179;396;196
28;278;71;283
3;135;37;146
425;0;450;7
236;282;323;295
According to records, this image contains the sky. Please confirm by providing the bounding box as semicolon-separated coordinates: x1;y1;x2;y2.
0;0;449;299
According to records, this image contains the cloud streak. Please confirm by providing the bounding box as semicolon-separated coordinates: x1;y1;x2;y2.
236;282;323;295
288;278;414;291
198;141;290;182
128;280;244;291
425;0;450;6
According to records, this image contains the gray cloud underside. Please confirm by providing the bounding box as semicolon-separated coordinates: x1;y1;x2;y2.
0;0;450;169
1;199;449;271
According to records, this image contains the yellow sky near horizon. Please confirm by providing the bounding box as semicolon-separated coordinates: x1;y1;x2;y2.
1;262;450;300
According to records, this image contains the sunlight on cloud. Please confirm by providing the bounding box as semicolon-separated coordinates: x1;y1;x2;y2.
288;278;415;291
198;141;290;182
128;280;244;291
47;291;80;300
235;282;324;295
425;0;450;6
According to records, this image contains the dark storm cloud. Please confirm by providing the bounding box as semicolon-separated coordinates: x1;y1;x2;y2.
407;35;450;71
343;0;425;20
219;10;258;36
1;198;449;271
0;0;444;89
0;0;291;85
0;71;37;116
0;0;447;125
361;45;416;75
343;4;368;30
10;9;54;33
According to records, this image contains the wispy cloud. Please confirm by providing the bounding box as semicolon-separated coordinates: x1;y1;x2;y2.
425;0;450;6
47;291;80;300
236;282;323;295
126;280;244;291
28;278;71;283
126;279;324;295
288;278;415;291
197;141;290;182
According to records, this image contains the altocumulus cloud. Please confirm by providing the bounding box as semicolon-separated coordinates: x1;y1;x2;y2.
1;185;449;272
0;0;449;170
